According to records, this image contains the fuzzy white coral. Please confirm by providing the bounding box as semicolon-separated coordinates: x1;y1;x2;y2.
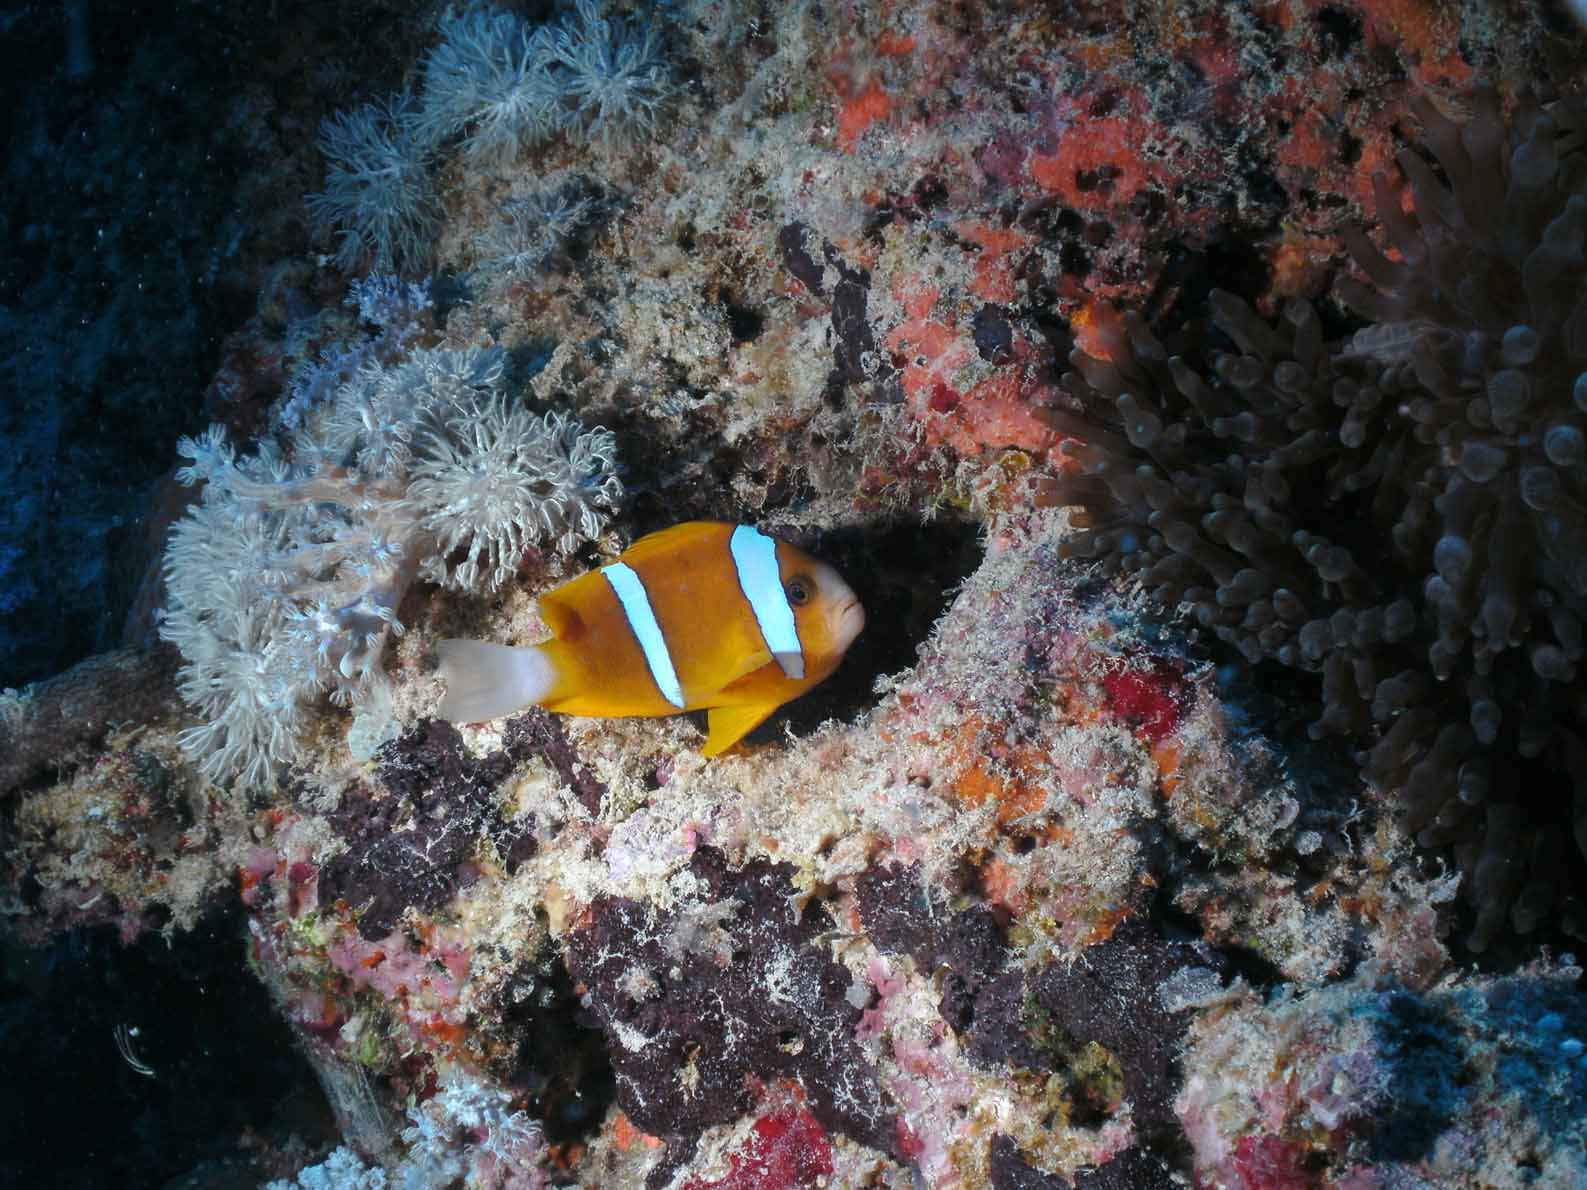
266;1146;388;1190
547;0;674;143
417;5;563;160
280;275;436;434
159;344;620;789
398;1073;550;1190
411;401;619;588
414;1;673;163
307;96;440;273
266;1072;548;1190
474;179;594;280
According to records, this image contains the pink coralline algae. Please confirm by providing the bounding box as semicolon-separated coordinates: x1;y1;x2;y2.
682;1105;834;1190
327;926;470;1021
885;277;1065;459
1177;960;1587;1187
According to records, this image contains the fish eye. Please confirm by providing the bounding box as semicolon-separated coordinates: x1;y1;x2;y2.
785;575;812;606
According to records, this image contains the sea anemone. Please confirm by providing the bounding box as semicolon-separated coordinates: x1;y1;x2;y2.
1051;88;1587;951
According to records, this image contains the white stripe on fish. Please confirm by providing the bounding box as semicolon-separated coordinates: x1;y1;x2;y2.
730;524;804;680
602;561;687;708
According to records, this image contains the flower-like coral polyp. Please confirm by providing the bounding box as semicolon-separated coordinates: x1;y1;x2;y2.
159;345;620;790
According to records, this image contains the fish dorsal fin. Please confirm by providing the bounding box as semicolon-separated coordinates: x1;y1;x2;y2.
616;521;730;566
703;703;778;756
537;587;586;642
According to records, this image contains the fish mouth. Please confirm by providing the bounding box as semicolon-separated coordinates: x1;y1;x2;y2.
834;597;866;646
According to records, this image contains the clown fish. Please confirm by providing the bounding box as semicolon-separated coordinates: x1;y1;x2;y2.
436;522;865;755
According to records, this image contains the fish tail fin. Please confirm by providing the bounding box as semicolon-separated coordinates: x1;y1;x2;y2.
436;639;559;723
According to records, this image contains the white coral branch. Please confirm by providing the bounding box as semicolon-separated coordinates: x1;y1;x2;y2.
158;344;620;789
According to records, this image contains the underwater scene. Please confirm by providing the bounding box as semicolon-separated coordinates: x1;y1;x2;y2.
4;0;1587;1185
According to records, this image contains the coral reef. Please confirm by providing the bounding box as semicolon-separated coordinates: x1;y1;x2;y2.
0;644;178;795
8;2;1587;1188
1178;957;1587;1186
566;846;892;1163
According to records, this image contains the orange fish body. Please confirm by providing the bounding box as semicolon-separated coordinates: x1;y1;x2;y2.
437;522;865;755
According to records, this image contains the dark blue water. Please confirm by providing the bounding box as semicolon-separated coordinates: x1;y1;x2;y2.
0;3;428;1183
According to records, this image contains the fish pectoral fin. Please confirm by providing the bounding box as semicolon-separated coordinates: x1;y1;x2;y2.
702;703;778;757
537;589;586;642
688;650;779;714
709;646;775;692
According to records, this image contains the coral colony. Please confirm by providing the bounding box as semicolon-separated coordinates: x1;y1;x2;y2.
6;2;1587;1188
159;345;621;789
